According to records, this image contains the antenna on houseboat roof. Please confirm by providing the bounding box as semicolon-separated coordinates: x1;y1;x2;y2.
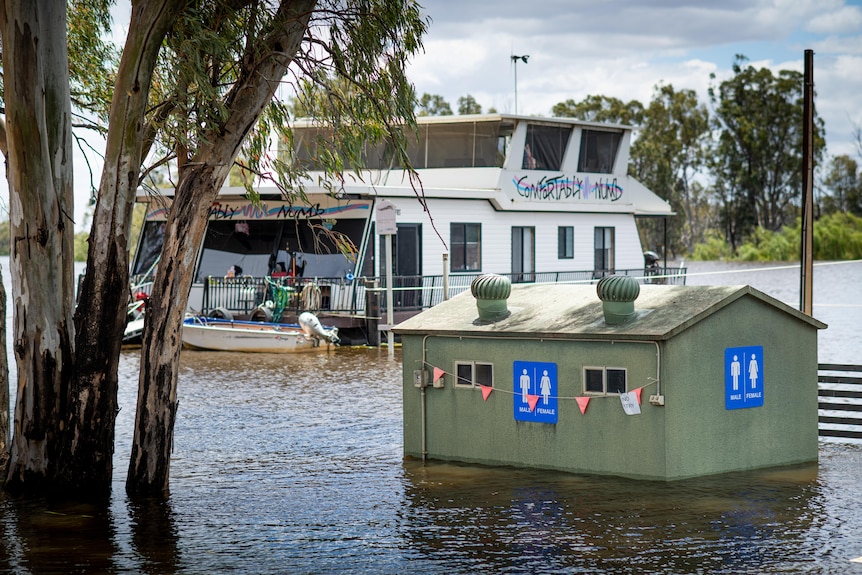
511;54;529;114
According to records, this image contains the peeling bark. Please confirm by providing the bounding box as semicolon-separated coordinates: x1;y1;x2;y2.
0;266;9;475
66;0;187;495
1;0;76;493
127;0;316;495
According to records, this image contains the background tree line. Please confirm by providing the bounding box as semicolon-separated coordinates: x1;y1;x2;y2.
3;56;859;262
415;55;862;261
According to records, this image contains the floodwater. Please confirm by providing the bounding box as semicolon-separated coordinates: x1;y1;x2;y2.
1;259;861;574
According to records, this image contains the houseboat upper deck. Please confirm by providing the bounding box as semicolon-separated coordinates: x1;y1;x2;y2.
130;113;683;344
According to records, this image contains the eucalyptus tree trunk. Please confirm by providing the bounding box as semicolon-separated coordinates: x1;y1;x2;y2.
127;0;316;495
66;0;186;494
0;267;9;475
0;0;77;492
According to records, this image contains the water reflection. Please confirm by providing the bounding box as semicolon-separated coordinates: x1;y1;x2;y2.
0;496;119;573
398;458;841;574
127;496;180;575
1;341;861;573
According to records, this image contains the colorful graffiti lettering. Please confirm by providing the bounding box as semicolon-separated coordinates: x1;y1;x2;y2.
148;201;369;221
513;174;623;202
210;202;327;219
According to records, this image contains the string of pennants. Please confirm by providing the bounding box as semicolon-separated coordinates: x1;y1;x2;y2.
429;365;658;416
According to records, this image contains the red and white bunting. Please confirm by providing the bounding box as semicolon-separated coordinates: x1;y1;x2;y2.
620;390;641;415
432;367;445;383
480;385;493;401
576;396;591;414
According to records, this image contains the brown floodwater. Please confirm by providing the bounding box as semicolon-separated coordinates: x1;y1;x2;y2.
1;260;861;574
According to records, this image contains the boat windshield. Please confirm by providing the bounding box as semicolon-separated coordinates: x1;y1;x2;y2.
193;219;364;282
132;206;369;284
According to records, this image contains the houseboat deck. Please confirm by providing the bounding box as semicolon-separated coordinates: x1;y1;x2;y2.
130;113;680;346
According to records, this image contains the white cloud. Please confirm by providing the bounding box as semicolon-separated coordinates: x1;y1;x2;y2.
3;0;860;229
409;0;862;162
807;5;862;35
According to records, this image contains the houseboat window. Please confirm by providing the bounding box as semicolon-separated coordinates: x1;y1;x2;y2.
577;130;621;173
293;127;328;171
594;227;615;275
293;126;395;170
451;223;481;272
294;120;512;171
522;124;571;171
132;221;166;278
584;367;627;395
421;122;509;169
196;220;283;280
195;219;364;282
455;361;493;387
558;226;574;259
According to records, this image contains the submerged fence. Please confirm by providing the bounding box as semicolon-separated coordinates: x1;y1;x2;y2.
818;364;862;442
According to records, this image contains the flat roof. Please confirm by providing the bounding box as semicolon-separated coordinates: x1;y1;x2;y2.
292;113;632;131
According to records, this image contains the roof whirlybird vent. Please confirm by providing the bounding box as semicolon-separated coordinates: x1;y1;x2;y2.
596;275;640;325
471;274;512;321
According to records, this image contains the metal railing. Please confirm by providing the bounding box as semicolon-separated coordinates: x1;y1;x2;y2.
373;267;688;311
200;275;364;318
196;266;688;318
818;364;862;441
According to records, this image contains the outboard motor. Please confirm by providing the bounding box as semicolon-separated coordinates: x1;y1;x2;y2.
643;250;663;284
298;312;340;344
643;250;661;268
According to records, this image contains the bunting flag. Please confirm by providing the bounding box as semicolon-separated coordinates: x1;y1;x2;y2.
527;394;540;412
480;385;494;401
432;367;446;383
634;387;643;404
576;396;591;414
620;391;641;415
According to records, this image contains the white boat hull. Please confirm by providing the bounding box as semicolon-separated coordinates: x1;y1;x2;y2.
182;317;338;353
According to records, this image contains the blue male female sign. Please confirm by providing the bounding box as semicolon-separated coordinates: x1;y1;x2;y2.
725;345;764;410
513;361;558;423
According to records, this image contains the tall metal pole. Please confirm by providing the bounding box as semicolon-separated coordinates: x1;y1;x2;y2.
513;60;518;114
800;49;814;315
511;55;529;114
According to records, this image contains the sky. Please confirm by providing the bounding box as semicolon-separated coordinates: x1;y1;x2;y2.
2;0;861;231
409;0;862;152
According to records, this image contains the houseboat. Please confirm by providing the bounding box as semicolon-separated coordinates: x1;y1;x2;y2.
130;113;683;345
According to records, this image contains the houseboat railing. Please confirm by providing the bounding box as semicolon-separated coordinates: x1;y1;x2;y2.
818;364;862;442
194;266;687;318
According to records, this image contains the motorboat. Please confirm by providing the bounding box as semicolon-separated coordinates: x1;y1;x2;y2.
182;311;339;353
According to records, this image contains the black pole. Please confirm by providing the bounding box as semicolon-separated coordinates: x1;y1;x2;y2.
663;217;668;271
800;49;814;315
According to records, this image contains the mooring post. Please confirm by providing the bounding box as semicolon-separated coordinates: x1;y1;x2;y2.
365;279;380;346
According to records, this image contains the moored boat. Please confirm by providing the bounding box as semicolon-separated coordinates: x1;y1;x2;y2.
131;113;686;345
182;312;339;353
